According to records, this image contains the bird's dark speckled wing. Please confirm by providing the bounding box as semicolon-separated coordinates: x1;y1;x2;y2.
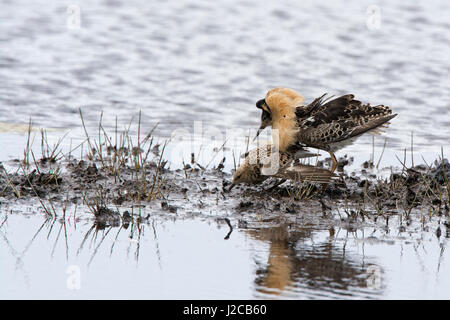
275;164;340;183
295;94;397;148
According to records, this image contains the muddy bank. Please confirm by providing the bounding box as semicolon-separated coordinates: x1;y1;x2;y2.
1;140;448;235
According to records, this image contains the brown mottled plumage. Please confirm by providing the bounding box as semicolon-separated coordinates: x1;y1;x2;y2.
255;88;397;172
229;144;337;190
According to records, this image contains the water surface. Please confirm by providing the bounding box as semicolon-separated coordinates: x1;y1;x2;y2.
1;0;450;300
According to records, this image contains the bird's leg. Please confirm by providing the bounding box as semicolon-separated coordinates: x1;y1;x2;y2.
320;182;329;194
320;152;338;193
265;179;286;192
329;152;338;174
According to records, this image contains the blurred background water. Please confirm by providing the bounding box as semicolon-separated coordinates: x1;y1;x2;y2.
1;0;449;164
1;0;450;300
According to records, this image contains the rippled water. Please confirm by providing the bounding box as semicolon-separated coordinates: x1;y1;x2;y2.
1;0;450;299
1;0;449;148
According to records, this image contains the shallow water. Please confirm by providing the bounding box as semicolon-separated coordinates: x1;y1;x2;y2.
1;208;449;299
1;0;450;299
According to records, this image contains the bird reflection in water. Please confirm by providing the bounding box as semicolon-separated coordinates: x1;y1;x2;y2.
245;224;383;298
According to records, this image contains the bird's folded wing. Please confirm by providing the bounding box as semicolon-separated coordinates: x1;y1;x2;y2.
274;164;341;183
293;149;321;159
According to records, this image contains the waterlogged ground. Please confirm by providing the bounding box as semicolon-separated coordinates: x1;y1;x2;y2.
1;0;450;299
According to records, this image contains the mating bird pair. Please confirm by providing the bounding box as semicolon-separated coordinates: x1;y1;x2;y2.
229;87;397;190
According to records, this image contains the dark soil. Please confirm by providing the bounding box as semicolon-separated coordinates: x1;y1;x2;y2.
1;150;449;232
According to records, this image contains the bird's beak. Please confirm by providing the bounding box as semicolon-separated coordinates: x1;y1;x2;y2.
253;126;264;142
227;183;235;192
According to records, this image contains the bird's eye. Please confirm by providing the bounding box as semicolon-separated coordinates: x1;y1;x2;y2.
236;174;241;179
262;111;270;121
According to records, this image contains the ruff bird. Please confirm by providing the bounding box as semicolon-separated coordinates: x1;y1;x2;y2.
228;144;338;191
255;87;397;173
